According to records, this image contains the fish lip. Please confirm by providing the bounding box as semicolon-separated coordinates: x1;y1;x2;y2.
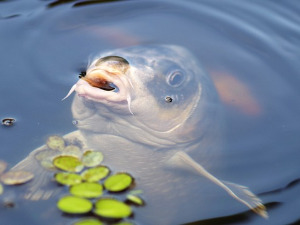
74;69;130;103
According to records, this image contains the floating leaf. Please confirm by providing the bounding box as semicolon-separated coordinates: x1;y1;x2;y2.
104;173;133;192
47;135;65;151
113;222;135;225
55;173;82;186
53;155;84;172
126;194;144;206
81;166;110;182
73;218;103;225
94;198;132;219
82;150;103;167
0;160;7;174
1;171;34;185
0;184;3;195
63;145;82;157
57;195;92;214
70;182;103;198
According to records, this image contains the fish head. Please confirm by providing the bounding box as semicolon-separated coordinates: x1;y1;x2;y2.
71;45;219;148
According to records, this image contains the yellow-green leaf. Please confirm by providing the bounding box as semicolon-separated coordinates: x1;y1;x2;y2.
104;173;133;192
57;196;92;214
94;198;132;219
73;218;103;225
70;182;103;198
55;173;82;186
53;155;84;172
81;166;110;182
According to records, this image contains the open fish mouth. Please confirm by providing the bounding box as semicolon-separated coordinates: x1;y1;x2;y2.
63;56;133;105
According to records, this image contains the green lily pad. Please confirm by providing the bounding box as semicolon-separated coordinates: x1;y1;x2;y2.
81;166;110;182
1;170;34;185
55;173;82;186
47;135;65;151
113;222;135;225
0;160;7;174
73;218;103;225
94;198;132;219
63;145;82;157
57;195;92;214
104;173;133;192
82;150;103;167
126;194;144;206
70;182;103;198
53;155;84;172
0;184;3;195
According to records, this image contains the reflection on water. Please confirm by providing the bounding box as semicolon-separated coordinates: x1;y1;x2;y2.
0;0;300;224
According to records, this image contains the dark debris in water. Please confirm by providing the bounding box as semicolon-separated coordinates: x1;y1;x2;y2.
1;118;16;127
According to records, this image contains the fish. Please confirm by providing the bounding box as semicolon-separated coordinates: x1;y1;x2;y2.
11;45;267;224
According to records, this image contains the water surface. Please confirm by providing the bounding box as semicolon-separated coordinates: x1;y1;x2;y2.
0;0;300;224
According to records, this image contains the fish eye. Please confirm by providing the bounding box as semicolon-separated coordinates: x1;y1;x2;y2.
166;70;185;87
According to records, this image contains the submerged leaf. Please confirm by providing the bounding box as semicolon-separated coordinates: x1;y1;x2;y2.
55;173;82;186
104;173;133;192
53;155;84;172
94;198;132;219
70;182;103;198
46;135;65;151
73;218;103;225
81;166;110;182
1;171;34;185
63;145;82;157
82;150;103;167
57;195;92;214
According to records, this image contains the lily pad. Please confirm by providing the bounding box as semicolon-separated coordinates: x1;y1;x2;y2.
0;160;7;174
73;218;103;225
47;135;65;151
113;222;135;225
82;150;103;167
53;155;84;172
126;194;144;206
1;170;34;185
81;166;110;182
57;195;92;214
55;173;82;186
63;145;82;157
94;198;132;219
70;182;103;198
104;173;133;192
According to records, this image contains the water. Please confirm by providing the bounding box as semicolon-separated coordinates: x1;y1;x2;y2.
0;0;300;224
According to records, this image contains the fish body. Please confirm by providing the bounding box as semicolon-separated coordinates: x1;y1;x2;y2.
11;45;266;224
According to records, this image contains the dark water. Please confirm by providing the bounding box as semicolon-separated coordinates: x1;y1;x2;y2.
0;0;300;224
